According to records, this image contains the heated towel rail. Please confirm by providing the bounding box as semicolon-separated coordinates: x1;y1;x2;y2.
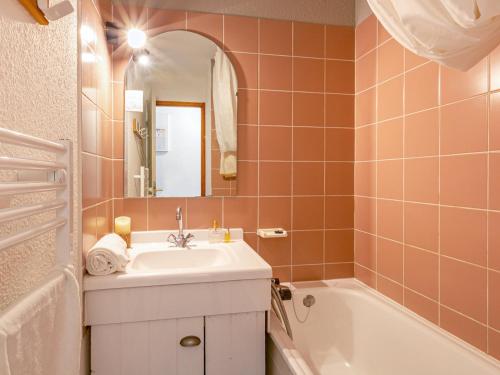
0;127;72;265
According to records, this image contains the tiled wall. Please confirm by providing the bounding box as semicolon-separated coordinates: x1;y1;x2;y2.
83;4;356;282
354;15;500;360
81;0;114;257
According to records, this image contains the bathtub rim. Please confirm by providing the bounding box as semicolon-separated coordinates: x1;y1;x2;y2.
268;277;500;373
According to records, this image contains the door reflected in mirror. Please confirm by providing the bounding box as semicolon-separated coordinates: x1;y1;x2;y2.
123;30;238;198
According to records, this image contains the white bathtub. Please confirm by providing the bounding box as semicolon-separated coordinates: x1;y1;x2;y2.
267;279;500;375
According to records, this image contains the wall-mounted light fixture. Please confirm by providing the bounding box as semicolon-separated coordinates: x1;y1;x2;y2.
133;49;151;66
127;28;147;49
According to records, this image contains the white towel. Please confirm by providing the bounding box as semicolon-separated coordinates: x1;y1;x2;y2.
0;266;81;375
85;233;129;276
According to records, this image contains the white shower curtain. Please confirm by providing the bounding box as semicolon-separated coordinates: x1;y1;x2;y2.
212;48;238;179
367;0;500;70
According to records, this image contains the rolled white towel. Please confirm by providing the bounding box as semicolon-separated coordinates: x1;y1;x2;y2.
86;233;130;276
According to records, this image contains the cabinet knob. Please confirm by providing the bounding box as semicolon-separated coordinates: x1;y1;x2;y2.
180;335;201;347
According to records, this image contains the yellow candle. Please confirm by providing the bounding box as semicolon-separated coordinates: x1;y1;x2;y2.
115;216;131;235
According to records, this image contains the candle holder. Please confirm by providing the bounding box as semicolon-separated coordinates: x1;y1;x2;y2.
118;232;131;248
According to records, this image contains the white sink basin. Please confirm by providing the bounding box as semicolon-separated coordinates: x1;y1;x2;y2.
83;228;272;291
130;248;230;271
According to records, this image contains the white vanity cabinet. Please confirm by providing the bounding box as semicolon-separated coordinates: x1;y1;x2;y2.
85;279;269;375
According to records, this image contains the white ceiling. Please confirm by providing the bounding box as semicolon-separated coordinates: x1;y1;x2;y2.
114;0;356;26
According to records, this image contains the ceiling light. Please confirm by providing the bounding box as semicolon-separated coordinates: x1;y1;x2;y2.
127;28;147;49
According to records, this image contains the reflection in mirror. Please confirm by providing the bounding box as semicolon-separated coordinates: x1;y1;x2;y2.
123;30;238;198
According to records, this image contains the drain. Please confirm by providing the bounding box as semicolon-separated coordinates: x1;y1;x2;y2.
303;295;315;307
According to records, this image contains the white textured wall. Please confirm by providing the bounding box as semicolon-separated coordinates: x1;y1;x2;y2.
0;0;79;311
118;0;355;26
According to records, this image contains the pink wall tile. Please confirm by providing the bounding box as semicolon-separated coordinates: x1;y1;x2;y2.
440;306;487;351
356;50;376;92
489;212;500;271
325;196;354;229
404;288;439;325
223;15;258;53
293;22;324;58
259;162;292;196
259;237;291;266
295;58;325;92
228;52;258;89
440;256;487;323
404;202;438;252
488;329;500;361
377;159;403;199
404;157;439;203
325;263;354;279
326;162;353;195
259;197;291;230
325;230;353;262
237;161;258;196
292;197;324;230
293;127;324;161
293;162;324;196
325;94;354;127
114;198;148;231
259;126;292;160
377;39;403;82
440;154;487;209
260;55;292;90
259;19;292;55
354;162;376;197
147;9;185;36
488;270;500;330
259;91;292;125
377;276;404;304
404;49;428;70
326;129;354;161
292;265;323;282
490;92;500;151
355;87;376;126
186;12;223;43
292;230;324;264
238;90;258;124
377;238;403;282
223;197;258;232
326;25;354;60
405;63;439;114
440;95;488;155
355;231;376;270
355;15;376;58
404;109;439;157
377;118;403;159
293;93;324;127
440;207;487;266
354;197;376;234
489;153;500;210
404;246;438;300
354;263;376;288
237;125;258;161
490;44;500;91
377;75;403;121
186;198;222;229
441;58;488;105
326;60;354;93
355;124;376;161
377;21;391;45
377;199;403;242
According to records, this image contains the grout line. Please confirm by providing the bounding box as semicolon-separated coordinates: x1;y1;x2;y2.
402;37;406;306
290;20;295;282
374;20;379;290
486;53;491;352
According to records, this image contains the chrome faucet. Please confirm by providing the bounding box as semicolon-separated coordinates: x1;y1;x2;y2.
167;207;194;248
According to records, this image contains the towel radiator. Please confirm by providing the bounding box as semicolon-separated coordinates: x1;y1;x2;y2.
0;127;72;265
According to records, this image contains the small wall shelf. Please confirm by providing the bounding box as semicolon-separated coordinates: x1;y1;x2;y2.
18;0;49;25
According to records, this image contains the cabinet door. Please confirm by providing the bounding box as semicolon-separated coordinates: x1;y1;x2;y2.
205;312;266;375
91;317;204;375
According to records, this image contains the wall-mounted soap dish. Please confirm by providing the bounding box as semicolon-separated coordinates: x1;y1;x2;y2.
257;228;288;239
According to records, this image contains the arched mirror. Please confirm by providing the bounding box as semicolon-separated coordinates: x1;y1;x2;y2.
123;30;238;198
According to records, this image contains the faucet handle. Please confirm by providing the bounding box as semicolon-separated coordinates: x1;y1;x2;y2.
167;233;178;246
